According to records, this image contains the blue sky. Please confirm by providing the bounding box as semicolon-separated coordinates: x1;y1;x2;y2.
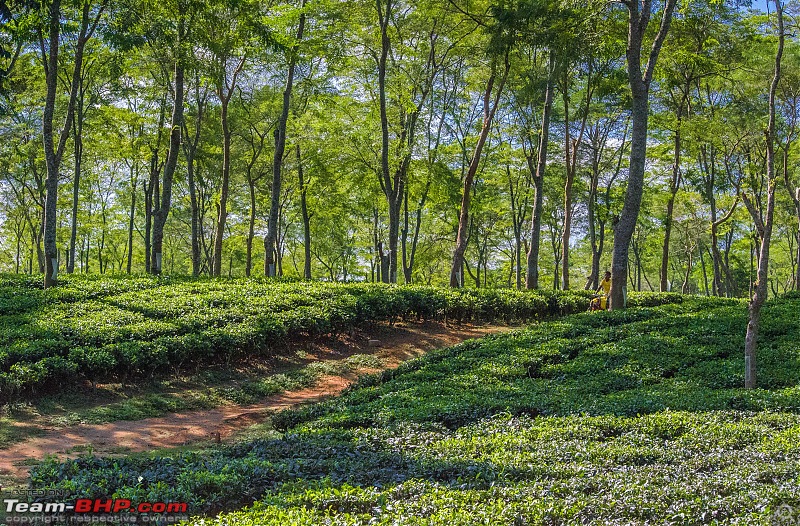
751;0;771;12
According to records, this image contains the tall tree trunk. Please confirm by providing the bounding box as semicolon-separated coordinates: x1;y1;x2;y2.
561;73;572;290
375;0;401;283
212;56;245;277
183;82;205;277
188;156;200;276
525;54;556;290
661;115;682;292
126;166;137;274
797;214;800;291
265;5;305;277
144;167;154;273
151;58;185;275
68;104;82;274
402;186;410;283
41;0;104;287
743;0;783;389
213;95;232;276
212;54;246;277
98;201;106;274
296;144;312;279
41;0;61;288
784;158;800;291
610;0;676;309
449;56;509;287
710;199;738;297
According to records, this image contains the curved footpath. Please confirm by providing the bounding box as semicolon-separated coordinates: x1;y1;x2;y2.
0;321;508;486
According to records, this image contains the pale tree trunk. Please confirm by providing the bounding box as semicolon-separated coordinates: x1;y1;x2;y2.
610;0;677;309
41;0;105;288
402;179;429;284
212;56;245;276
561;64;591;290
507;165;529;290
182;80;207;277
793;192;800;291
561;72;572;290
265;4;305;277
374;0;427;284
710;198;738;297
661;109;683;291
743;0;784;389
525;53;556;290
449;55;509;287
783;141;800;292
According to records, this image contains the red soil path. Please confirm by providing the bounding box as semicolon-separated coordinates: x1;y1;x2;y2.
0;321;507;486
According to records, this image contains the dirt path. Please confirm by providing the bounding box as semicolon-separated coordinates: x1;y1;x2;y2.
0;322;507;486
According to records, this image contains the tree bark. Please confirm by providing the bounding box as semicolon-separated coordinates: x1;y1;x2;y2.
610;0;677;309
375;0;401;283
525;53;556;290
296;144;312;279
41;0;104;287
449;56;509;287
212;55;245;276
68;97;83;274
182;81;206;277
743;0;783;389
265;4;305;277
126;165;137;274
151;57;185;275
661;112;683;292
784;155;800;291
561;72;572;290
213;95;232;276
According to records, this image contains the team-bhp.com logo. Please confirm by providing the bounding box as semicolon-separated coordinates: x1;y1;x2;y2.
3;498;188;523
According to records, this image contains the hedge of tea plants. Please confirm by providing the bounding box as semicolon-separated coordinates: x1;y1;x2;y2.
0;274;608;402
29;294;800;524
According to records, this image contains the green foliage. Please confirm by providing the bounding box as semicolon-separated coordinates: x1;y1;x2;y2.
0;274;598;402
28;294;800;523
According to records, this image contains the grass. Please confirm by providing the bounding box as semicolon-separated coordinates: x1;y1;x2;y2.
26;294;800;524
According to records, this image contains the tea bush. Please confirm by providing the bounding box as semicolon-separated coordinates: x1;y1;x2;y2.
28;294;800;524
0;275;604;401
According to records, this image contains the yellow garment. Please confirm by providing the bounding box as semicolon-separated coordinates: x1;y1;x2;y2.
599;278;610;310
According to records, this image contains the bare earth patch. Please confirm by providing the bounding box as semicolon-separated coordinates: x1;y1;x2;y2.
0;321;508;486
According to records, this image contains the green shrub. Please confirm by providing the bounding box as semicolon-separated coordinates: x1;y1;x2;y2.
0;276;615;401
27;295;800;524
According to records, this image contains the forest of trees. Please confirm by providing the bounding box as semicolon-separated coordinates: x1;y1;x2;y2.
0;0;797;300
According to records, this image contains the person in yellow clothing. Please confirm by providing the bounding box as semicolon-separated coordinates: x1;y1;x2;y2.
596;271;611;310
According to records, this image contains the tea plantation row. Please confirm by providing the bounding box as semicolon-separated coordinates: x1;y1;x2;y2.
29;294;800;524
0;274;649;402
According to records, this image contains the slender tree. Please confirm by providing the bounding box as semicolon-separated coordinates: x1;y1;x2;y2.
609;0;677;308
450;53;510;287
41;0;106;287
741;0;784;389
151;0;187;275
265;0;306;277
525;52;555;290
